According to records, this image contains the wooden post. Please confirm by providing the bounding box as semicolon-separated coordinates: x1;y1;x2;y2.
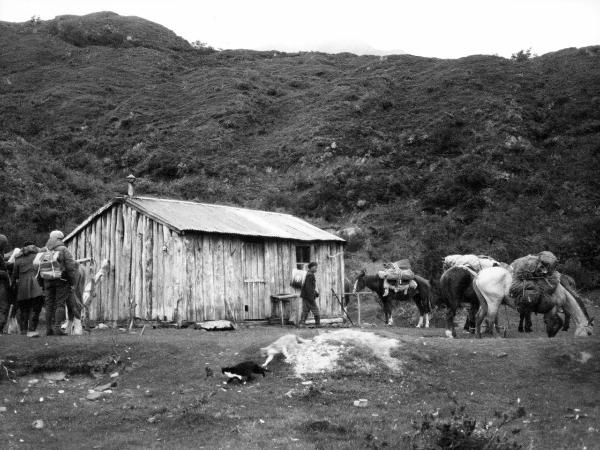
357;292;361;327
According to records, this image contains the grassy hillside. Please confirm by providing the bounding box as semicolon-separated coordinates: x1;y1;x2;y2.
1;13;599;286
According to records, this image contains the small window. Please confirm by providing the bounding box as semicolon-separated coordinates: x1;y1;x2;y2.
296;245;311;270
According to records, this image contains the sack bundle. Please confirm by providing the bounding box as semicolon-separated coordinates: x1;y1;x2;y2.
290;268;307;289
378;259;414;282
443;254;500;272
510;251;560;313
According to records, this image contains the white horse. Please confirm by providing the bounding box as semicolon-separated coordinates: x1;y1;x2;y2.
473;266;593;338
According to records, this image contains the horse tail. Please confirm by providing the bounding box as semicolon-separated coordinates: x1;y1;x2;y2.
472;276;489;311
415;275;433;313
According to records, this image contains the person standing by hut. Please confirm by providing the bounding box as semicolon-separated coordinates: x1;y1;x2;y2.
11;241;44;337
41;230;80;336
299;262;321;327
0;234;12;332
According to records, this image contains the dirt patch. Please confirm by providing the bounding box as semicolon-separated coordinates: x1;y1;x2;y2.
285;329;403;377
3;345;123;379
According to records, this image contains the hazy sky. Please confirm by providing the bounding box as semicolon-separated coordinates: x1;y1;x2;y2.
1;0;599;58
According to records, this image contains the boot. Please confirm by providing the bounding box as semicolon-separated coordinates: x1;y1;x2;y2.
314;315;321;328
72;318;83;335
298;311;308;328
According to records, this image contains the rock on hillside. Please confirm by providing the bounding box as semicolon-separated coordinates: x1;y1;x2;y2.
6;11;192;51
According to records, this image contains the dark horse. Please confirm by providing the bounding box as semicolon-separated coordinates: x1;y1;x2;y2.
438;265;480;338
353;270;432;326
517;273;584;334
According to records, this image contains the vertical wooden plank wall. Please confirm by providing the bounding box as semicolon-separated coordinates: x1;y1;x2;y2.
112;205;122;321
68;204;344;322
193;237;203;321
184;236;196;321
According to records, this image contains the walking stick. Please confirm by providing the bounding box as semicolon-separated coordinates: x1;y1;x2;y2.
331;288;354;326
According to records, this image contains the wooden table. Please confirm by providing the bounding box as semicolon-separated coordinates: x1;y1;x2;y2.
270;293;299;326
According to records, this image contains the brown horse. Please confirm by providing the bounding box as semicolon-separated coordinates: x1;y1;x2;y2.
353;270;432;326
438;265;479;338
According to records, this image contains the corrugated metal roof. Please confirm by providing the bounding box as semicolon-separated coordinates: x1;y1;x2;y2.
66;196;344;242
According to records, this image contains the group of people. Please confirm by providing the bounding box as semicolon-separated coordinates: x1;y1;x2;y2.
0;230;82;337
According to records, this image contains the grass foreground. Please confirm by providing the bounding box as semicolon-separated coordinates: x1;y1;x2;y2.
1;317;598;450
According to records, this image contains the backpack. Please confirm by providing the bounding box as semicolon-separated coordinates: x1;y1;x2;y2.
33;250;64;280
290;268;307;289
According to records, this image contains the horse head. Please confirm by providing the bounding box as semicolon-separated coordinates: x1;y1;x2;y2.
544;313;564;338
353;269;367;293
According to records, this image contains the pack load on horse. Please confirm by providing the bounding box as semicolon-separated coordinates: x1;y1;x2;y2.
509;251;560;314
442;254;502;272
377;259;417;297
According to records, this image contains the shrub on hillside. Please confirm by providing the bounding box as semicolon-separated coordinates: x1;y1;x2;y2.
511;48;534;62
137;149;181;179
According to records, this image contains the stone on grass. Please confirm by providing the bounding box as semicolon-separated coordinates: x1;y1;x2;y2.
95;381;117;391
43;371;67;381
32;420;44;429
194;320;236;331
86;391;103;401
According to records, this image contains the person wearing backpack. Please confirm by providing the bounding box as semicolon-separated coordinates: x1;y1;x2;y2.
0;234;12;333
40;230;80;336
298;261;321;328
11;241;44;337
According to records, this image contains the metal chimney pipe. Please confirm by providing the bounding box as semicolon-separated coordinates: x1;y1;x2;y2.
126;174;137;196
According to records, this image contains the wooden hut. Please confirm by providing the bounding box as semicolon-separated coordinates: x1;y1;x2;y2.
64;194;345;324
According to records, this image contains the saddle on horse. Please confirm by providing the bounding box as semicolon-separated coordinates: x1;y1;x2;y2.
378;259;416;296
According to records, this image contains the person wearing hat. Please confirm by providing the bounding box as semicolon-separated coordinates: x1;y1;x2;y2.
42;230;80;336
0;234;12;332
298;261;321;327
11;241;44;337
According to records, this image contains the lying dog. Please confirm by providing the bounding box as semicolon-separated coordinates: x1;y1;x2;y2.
221;361;269;383
260;334;311;367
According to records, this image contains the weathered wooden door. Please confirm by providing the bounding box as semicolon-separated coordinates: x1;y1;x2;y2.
243;241;266;319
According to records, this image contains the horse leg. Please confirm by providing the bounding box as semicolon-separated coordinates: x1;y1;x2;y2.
445;307;456;338
425;313;430;328
518;313;525;333
475;303;487;339
464;308;472;332
414;295;426;328
486;305;498;337
562;309;571;331
486;305;500;338
464;306;476;334
382;297;393;326
524;312;532;332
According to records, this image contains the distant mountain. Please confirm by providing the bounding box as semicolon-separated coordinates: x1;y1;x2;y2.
1;13;599;286
277;39;405;56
